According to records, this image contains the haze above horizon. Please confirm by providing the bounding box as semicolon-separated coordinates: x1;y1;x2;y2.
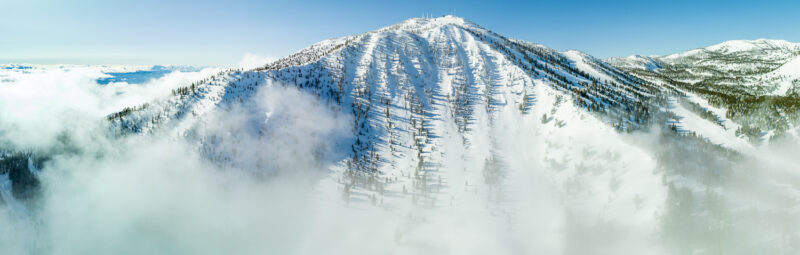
2;0;798;66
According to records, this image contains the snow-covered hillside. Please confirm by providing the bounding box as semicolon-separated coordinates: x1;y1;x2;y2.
606;55;663;71
629;39;800;94
611;38;800;146
764;55;800;95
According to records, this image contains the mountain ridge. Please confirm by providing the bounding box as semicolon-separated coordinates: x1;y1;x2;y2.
664;38;800;59
610;37;800;146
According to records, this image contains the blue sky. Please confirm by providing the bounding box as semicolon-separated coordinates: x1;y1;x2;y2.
2;0;798;66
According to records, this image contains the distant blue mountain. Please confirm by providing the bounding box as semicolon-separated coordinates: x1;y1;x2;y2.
97;65;204;85
2;64;33;70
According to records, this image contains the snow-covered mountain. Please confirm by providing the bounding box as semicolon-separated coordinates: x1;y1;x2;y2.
98;16;762;253
113;16;666;134
108;15;686;179
667;39;799;57
660;39;800;94
612;39;800;94
3;16;800;254
611;38;800;146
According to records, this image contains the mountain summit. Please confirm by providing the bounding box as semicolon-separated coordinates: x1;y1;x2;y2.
665;38;800;58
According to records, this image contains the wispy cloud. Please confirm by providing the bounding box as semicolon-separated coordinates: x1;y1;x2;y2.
236;53;276;70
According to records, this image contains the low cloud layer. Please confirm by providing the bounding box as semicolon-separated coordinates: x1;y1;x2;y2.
1;68;800;254
0;66;218;149
0;69;358;254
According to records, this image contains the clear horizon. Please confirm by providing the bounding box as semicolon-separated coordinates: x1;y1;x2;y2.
3;0;799;66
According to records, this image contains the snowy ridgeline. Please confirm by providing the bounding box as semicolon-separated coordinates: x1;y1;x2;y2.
610;38;800;146
610;39;800;95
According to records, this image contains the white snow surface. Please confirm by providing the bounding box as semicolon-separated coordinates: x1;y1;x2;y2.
606;55;662;71
767;55;800;95
663;39;800;60
563;50;615;82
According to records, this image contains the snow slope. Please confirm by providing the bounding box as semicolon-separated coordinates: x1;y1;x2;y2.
611;38;800;145
662;39;800;61
606;55;662;71
765;55;800;95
